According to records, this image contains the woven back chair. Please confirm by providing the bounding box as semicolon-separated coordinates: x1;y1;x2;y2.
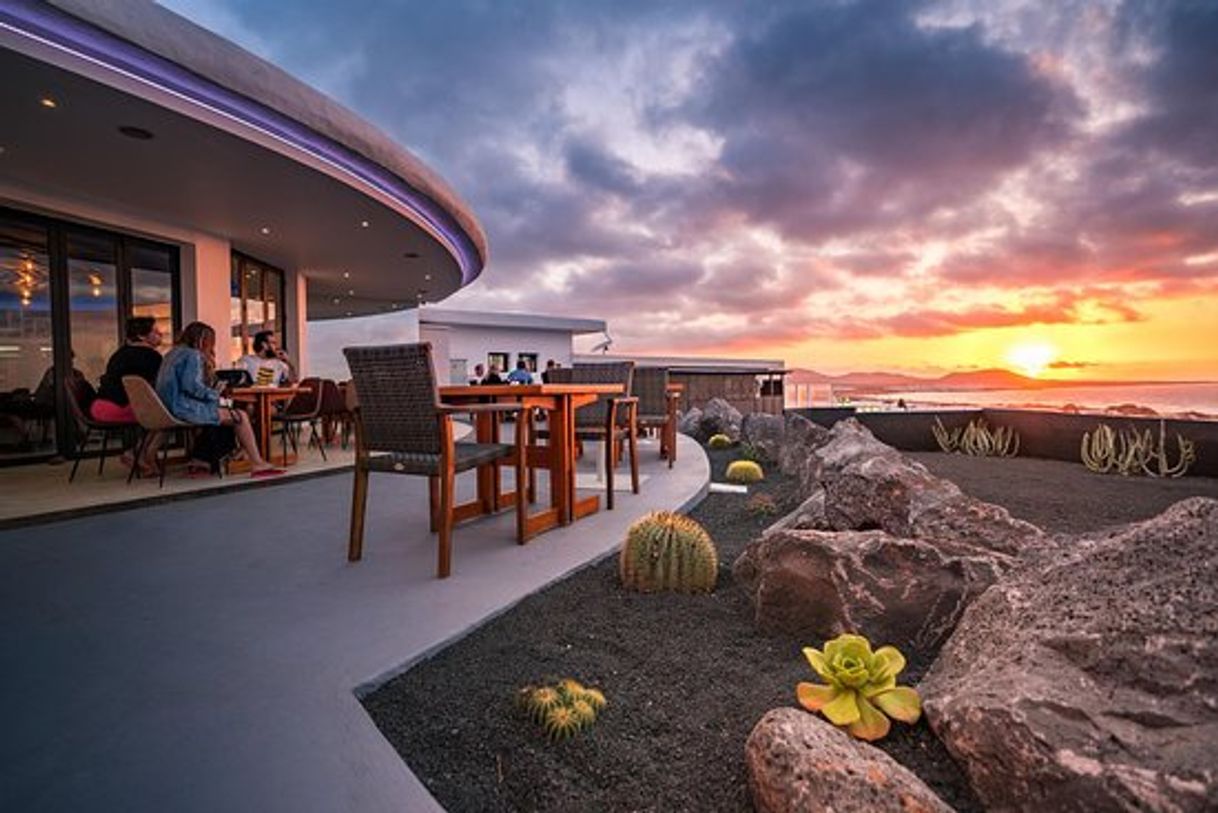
342;343;527;578
568;362;634;429
123;376;191;488
535;361;638;509
632;367;677;468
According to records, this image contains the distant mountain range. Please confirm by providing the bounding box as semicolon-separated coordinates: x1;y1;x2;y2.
786;367;1065;391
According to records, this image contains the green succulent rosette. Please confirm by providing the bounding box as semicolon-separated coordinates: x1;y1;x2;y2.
796;633;922;741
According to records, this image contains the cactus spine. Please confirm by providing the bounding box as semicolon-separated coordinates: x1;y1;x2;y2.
619;511;718;594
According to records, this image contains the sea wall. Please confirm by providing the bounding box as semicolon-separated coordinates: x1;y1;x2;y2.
790;407;1218;478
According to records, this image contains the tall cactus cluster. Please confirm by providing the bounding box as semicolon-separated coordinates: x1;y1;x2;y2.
933;417;1020;457
1081;420;1196;478
619;511;719;594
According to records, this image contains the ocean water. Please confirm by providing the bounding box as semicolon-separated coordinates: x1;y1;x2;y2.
878;382;1218;417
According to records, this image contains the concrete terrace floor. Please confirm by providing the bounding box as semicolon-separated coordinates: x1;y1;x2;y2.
0;434;709;812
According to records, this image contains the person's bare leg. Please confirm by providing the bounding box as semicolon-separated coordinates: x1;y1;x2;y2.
220;408;275;472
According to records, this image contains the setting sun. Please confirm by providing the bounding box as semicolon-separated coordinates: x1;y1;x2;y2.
1005;340;1058;378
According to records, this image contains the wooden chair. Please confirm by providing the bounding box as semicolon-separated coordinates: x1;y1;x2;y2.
538;362;638;509
632;367;678;468
64;376;135;482
122;376;192;488
343;343;528;579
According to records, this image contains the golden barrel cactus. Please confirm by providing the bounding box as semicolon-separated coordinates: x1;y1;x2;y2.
726;460;764;483
619;511;718;594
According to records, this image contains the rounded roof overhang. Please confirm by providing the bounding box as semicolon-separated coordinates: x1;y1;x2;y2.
0;0;487;319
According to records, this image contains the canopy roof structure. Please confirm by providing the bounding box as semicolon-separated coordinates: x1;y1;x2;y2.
0;0;487;319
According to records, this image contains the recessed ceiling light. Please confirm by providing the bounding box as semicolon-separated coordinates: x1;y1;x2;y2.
424;274;432;281
40;97;57;109
359;220;370;228
403;251;420;259
342;271;350;279
260;226;271;235
118;125;154;140
347;289;354;296
332;297;340;304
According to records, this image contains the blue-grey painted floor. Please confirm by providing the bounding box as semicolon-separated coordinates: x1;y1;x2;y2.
0;435;709;812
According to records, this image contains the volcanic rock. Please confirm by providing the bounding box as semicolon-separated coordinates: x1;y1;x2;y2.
741;412;786;461
677;407;702;438
746;707;953;813
700;398;743;441
733;528;1009;654
921;497;1218;812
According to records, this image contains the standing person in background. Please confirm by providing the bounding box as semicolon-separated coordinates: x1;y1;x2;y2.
481;364;504;385
470;363;485;385
238;330;297;386
541;359;557;383
506;359;533;385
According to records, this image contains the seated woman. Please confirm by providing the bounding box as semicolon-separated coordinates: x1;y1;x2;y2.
93;316;164;474
156;321;284;479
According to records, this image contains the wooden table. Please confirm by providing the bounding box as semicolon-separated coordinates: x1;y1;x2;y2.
438;383;623;539
229;386;300;466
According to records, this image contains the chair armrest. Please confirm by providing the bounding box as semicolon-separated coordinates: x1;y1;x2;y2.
611;396;639;405
438;403;523;415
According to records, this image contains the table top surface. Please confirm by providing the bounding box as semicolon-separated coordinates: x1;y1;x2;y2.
229;386;301;397
439;383;624;398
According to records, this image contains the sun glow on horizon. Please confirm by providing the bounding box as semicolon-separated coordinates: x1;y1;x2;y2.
1005;339;1058;378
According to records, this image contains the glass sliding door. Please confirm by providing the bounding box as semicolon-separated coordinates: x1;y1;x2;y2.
65;228;120;388
128;241;178;341
0;206;180;465
0;215;55;461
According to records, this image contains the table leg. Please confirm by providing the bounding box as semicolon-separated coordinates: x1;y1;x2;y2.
259;396;272;462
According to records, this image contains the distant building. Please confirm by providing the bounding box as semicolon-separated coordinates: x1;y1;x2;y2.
420;308;606;384
573;353;787;415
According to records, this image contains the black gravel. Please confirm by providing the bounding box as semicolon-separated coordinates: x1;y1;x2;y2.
363;446;982;812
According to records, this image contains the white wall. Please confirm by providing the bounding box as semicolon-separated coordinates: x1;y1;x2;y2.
442;325;577;382
306;309;420;381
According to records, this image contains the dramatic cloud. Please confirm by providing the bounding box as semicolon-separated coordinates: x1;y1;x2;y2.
162;0;1218;372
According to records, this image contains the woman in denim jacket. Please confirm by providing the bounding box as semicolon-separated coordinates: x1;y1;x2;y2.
157;322;283;478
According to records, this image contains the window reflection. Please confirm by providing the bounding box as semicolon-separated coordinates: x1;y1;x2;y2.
0;217;56;459
66;230;119;386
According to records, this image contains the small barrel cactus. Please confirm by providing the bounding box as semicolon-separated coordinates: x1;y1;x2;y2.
520;679;608;742
726;460;764;483
707;433;733;449
544;705;584;740
620;511;718;593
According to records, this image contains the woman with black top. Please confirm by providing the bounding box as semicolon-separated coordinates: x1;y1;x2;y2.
92;316;164;423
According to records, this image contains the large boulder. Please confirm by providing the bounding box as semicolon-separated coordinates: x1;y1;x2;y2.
921;497;1218;812
741;412;786;461
733;529;1011;654
700;397;743;441
677;407;702;437
738;419;1044;654
777;413;831;478
746;707;953;813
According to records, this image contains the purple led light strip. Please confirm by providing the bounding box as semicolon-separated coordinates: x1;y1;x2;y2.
0;0;483;284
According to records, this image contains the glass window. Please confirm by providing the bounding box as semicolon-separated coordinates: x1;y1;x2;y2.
128;242;176;342
0;216;55;460
66;229;119;387
230;253;285;364
487;352;509;375
517;353;538;372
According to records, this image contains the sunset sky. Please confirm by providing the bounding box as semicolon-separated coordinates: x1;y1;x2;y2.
163;0;1218;381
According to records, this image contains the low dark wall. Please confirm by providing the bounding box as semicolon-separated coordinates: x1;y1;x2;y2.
788;407;1218;479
